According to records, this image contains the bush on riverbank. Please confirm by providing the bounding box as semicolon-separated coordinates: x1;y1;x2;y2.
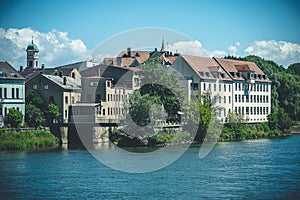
0;129;59;151
219;122;290;141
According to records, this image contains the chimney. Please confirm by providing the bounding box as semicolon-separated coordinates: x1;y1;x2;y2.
19;66;23;72
41;64;45;70
63;77;67;85
127;47;131;57
59;71;63;77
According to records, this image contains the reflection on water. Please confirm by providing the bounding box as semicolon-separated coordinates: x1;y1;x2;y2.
0;136;299;199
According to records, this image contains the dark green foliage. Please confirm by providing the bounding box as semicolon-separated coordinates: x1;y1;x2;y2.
25;104;46;128
4;108;23;128
0;129;59;151
287;63;300;75
25;90;61;127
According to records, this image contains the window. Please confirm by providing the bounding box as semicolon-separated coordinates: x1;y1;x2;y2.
266;85;269;92
65;96;68;104
266;96;269;103
266;107;269;115
12;88;15;99
246;107;249;115
235;107;237;113
203;83;206;91
228;96;231;104
254;107;256;115
219;84;221;92
219;96;221;103
214;84;216;92
33;84;37;90
250;107;253;115
89;81;98;87
0;88;2;98
193;83;199;90
134;78;140;87
235;94;237;102
16;88;19;99
44;85;48;90
238;83;241;91
65;110;68;119
71;96;75;104
102;109;105;116
238;94;241;102
257;95;259;103
224;96;226;103
229;85;231;92
224;84;226;92
254;95;256;103
260;95;262;103
224;109;226;117
209;83;211;91
260;107;262;115
235;83;237;91
107;81;111;87
242;95;244;103
245;95;249;103
4;88;7;98
49;96;54;103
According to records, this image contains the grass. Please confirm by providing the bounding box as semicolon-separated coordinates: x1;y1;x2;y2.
0;129;59;151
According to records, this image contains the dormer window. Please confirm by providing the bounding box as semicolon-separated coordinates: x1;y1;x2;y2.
11;73;18;78
205;72;210;77
0;71;7;77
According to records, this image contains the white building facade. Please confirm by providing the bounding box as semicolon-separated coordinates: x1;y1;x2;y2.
0;62;26;126
172;55;272;123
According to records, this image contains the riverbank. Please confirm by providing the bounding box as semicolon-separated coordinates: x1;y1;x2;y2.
0;129;59;151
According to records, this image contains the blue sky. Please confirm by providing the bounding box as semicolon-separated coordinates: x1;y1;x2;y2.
0;0;300;67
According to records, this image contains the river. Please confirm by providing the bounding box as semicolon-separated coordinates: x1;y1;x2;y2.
0;135;299;199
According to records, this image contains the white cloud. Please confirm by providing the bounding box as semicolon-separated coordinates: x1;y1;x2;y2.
245;40;300;67
167;40;227;58
0;27;89;68
228;41;241;55
167;40;209;57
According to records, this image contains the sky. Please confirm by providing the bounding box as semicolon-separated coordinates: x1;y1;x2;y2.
0;0;300;68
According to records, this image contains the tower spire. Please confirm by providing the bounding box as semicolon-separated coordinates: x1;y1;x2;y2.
31;36;34;44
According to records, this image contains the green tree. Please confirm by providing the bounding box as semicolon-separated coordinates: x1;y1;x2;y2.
188;92;213;143
138;61;186;120
4;108;23;128
287;63;300;75
47;103;61;123
25;104;46;128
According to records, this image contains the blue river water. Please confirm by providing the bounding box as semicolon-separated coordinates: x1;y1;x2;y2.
0;135;300;199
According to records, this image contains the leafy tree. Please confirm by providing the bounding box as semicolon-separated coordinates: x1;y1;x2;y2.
25;104;46;128
188;92;213;143
138;61;186;120
25;90;61;126
47;103;61;123
287;63;300;75
4;108;23;128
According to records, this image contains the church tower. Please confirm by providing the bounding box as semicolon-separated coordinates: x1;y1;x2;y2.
26;38;39;69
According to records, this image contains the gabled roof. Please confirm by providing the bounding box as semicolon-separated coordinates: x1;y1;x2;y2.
180;55;232;81
214;58;271;82
118;50;151;64
21;66;80;80
39;74;81;91
0;61;24;79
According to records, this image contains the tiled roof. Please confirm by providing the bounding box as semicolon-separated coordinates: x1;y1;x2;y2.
0;61;24;79
215;58;270;82
180;55;232;81
117;50;151;64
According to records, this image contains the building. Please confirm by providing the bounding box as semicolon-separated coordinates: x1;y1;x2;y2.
0;61;25;126
103;40;179;68
26;38;39;69
171;55;271;123
25;73;81;123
